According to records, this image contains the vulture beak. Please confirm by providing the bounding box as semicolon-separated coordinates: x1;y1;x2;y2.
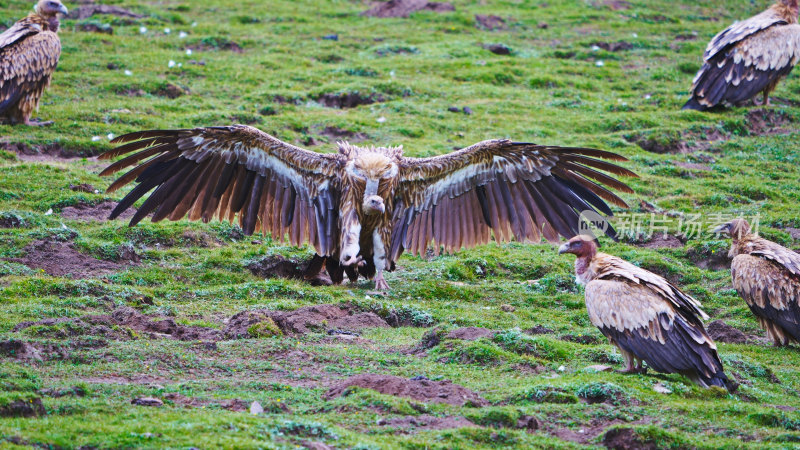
712;223;731;236
558;243;570;254
363;195;385;215
58;4;68;15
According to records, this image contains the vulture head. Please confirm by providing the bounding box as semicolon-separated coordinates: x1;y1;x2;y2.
35;0;68;31
558;235;598;258
341;143;400;216
714;219;752;241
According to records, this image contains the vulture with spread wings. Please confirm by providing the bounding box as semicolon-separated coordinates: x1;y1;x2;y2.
683;0;800;110
716;219;800;346
100;125;637;290
0;0;68;125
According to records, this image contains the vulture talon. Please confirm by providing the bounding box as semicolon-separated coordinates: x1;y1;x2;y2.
0;1;67;126
373;274;390;291
559;235;736;392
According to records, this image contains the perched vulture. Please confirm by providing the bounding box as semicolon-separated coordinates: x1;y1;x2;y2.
99;126;637;290
559;236;735;390
715;219;800;346
683;0;800;110
0;0;68;125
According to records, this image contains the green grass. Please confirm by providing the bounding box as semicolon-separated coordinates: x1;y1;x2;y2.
1;0;800;448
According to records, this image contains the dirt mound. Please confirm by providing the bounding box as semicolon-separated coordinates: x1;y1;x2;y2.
628;128;725;155
687;246;730;271
325;374;487;406
561;334;600;344
525;325;554;335
319;126;368;142
154;83;190;99
225;304;388;338
602;427;657;450
0;397;45;418
163;393;259;412
377;414;476;431
707;320;749;344
483;43;511;55
0;340;43;361
363;0;455;18
14;306;222;342
314;92;385;109
6;240;130;278
67;5;144;20
746;109;796;136
60;201;135;222
475;15;507;31
0;142;90;160
635;234;685;249
446;327;495;341
246;255;331;285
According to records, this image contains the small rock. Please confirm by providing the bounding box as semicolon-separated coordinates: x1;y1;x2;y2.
462;106;473;115
250;400;264;415
484;43;511;55
585;365;613;372
132;397;163;407
500;304;515;312
653;383;672;394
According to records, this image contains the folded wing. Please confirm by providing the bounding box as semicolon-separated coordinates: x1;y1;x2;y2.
0;20;61;115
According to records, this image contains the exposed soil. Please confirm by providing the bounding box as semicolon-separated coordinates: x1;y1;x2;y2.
446;327;495;341
313;92;386;109
629;128;725;154
246;255;332;285
362;0;455;18
187;41;244;53
154;83;190;99
591;41;633;52
60;200;136;222
6;240;130;278
377;414;477;431
483;43;511;55
13;306;222;342
687;246;730;271
163;393;259;412
224;304;389;338
0;142;91;160
785;228;800;240
69;183;98;193
0;339;43;361
0;214;25;229
525;325;554;335
632;233;685;249
319;126;368;142
78;23;113;34
475;15;507;31
602;427;658;449
673;161;712;172
560;334;600;345
599;0;632;10
0;398;45;418
325;374;487;406
746;109;796;136
706;320;749;344
67;5;144;20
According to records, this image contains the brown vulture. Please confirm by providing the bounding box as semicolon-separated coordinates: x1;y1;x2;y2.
715;219;800;346
0;0;68;126
559;236;735;390
99;126;637;290
683;0;800;110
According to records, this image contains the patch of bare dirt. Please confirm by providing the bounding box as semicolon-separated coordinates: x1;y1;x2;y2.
13;306;222;342
325;374;487;406
707;320;750;344
313;92;386;109
746;109;796;136
591;41;633;52
319;126;368;142
60;200;135;222
785;228;800;240
246;255;331;286
163;393;267;413
675;32;698;41
560;334;600;344
483;43;511;55
687;246;730;271
525;325;554;335
0;397;45;418
594;0;631;10
362;0;455;18
628;128;725;155
67;5;144;20
5;240;131;278
78;22;113;34
475;15;507;31
446;327;495;341
224;304;388;338
629;233;685;249
187;41;243;53
0;141;90;161
377;414;477;431
69;183;97;193
154;83;190;99
0;340;43;361
602;427;658;449
673;161;712;172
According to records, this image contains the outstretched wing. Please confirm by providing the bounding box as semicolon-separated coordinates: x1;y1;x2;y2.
391;140;637;259
0;19;61;114
685;24;800;110
703;7;788;61
100;126;342;256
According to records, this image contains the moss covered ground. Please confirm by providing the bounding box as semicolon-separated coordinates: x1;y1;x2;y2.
1;0;800;448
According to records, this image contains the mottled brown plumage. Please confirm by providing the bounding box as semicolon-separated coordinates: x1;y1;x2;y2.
683;0;800;110
559;236;734;390
100;126;637;290
0;0;68;125
716;219;800;346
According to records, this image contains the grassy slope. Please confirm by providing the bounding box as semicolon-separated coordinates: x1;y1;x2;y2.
1;0;800;447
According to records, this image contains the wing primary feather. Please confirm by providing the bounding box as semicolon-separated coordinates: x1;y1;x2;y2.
475;185;493;226
283;184;297;228
242;174;265;235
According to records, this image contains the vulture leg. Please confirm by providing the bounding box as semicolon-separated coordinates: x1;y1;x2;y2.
372;229;389;291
